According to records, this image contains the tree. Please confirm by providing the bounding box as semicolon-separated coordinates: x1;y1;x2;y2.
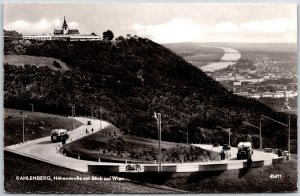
103;30;114;41
91;32;97;36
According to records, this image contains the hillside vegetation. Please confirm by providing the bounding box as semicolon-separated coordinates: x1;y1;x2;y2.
3;37;297;152
62;125;219;163
4;109;82;146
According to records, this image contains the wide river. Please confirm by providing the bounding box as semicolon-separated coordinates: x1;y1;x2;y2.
200;46;241;72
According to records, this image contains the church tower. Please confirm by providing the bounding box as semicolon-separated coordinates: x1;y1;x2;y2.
62;16;69;35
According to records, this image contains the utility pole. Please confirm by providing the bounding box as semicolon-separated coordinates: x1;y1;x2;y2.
243;121;261;150
154;112;162;172
30;104;34;112
288;116;290;159
259;120;262;150
262;114;290;160
22;111;25;143
99;109;102;131
71;106;75;131
158;113;162;172
217;126;231;146
179;130;189;144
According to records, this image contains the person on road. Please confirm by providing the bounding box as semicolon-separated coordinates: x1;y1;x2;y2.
220;150;225;160
61;135;66;145
91;128;94;133
246;150;252;168
278;149;283;157
86;128;88;134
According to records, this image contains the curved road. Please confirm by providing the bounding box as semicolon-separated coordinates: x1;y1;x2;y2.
5;117;278;172
5;117;112;172
192;144;278;170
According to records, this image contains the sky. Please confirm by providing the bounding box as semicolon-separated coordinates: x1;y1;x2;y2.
3;3;297;43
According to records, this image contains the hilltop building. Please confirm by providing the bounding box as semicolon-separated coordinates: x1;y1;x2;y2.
23;17;100;41
53;16;79;35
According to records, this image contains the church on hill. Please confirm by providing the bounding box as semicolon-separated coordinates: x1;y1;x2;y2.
23;16;101;41
54;16;80;35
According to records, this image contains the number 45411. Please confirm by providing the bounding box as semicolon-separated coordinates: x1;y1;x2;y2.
270;174;282;179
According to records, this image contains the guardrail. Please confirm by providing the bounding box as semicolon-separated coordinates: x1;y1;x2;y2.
199;163;228;171
243;160;264;168
88;165;120;173
88;163;228;173
272;157;284;164
264;148;273;153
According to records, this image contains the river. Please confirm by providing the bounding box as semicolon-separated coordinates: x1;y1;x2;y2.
200;46;241;72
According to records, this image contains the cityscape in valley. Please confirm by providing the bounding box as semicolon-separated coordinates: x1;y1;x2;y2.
166;42;297;114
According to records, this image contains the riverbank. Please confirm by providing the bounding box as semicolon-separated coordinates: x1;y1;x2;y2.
200;46;241;72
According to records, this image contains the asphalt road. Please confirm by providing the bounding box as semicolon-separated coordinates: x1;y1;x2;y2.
5;117;111;172
192;144;279;169
5;117;279;172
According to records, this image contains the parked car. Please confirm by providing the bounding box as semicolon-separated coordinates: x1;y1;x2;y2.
87;120;91;125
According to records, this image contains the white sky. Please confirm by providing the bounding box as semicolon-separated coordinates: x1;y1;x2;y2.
3;3;297;43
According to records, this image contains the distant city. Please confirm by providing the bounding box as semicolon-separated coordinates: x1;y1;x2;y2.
165;42;297;113
207;51;297;100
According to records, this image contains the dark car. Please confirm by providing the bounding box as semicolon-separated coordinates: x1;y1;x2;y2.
213;143;220;147
87;120;91;125
222;144;231;150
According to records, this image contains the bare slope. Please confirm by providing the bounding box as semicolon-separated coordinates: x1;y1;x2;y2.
4;55;70;71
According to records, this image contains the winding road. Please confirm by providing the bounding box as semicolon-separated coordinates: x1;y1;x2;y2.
5;117;279;172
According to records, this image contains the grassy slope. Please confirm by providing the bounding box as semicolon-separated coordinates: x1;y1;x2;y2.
4;54;70;71
4;108;82;146
4;151;178;193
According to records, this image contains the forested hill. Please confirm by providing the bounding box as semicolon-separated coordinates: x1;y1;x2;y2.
4;37;297;151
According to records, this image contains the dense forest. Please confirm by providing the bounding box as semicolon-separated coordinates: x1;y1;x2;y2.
4;35;297;152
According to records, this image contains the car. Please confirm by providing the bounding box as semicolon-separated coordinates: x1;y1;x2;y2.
237;142;253;160
51;129;69;142
222;144;231;150
213;143;220;147
87;120;91;125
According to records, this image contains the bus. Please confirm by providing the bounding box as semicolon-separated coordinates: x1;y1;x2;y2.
51;129;69;142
